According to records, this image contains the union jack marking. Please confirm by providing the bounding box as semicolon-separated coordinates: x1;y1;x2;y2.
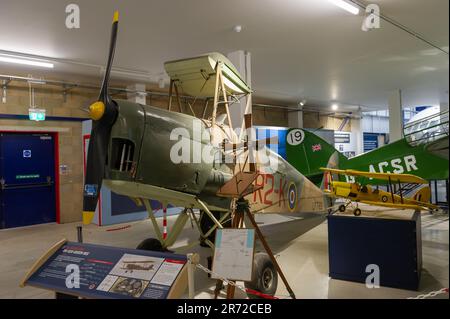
312;144;322;152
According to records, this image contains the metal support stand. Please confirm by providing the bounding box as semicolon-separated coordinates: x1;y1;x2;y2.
224;205;245;299
240;198;296;299
220;198;296;299
77;226;83;243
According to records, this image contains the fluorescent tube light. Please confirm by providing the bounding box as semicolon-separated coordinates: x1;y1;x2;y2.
328;0;360;15
0;55;54;68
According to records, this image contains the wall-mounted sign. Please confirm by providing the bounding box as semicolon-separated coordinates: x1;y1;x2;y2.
29;108;46;121
59;164;71;175
84;184;98;196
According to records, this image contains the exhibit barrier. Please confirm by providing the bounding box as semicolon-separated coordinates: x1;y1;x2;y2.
407;288;449;299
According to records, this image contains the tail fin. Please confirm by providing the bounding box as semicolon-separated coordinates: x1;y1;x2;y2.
286;129;346;185
412;186;432;203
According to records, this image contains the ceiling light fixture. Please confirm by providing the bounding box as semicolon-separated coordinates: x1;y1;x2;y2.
327;0;360;15
332;103;339;111
0;55;54;68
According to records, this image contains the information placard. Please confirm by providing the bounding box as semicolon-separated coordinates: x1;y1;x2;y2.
21;240;187;299
211;228;255;282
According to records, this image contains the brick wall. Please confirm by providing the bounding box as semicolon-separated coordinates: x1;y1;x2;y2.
0;83;96;223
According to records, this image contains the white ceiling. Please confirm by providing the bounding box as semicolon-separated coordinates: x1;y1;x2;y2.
0;0;448;111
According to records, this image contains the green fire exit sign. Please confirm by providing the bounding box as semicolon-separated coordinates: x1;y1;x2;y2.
29;108;46;121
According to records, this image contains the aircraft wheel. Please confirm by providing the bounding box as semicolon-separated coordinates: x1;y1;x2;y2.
245;253;278;299
353;208;362;216
338;204;346;212
136;238;164;252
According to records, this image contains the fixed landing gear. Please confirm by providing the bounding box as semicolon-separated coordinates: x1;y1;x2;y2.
136;238;164;252
338;202;362;216
244;253;277;299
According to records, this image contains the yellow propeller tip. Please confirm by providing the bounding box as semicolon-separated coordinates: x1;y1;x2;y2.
113;10;119;23
82;211;95;225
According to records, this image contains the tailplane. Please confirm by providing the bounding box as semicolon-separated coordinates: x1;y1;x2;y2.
412;186;432;203
286;129;347;186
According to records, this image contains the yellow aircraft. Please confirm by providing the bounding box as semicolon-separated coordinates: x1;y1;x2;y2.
320;168;439;216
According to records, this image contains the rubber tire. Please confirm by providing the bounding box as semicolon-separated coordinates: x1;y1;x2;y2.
136;238;164;252
339;204;346;212
354;208;362;216
245;253;278;299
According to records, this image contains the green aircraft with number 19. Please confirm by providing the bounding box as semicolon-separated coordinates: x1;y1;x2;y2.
286;118;449;187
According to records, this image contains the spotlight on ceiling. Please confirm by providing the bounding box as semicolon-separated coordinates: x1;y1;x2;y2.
233;25;242;33
0;55;54;68
299;99;306;107
331;103;339;111
327;0;360;15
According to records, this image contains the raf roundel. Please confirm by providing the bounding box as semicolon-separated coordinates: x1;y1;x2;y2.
288;182;297;211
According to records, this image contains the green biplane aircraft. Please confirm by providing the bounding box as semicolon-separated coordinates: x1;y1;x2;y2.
82;11;330;298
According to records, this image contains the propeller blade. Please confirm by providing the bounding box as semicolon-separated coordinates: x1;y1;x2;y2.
99;10;119;103
82;123;109;223
82;10;120;225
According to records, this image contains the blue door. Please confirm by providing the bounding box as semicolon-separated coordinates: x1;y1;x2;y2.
0;133;56;229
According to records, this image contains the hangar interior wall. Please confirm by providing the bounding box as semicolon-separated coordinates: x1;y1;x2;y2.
302;111;352;132
0;84;92;223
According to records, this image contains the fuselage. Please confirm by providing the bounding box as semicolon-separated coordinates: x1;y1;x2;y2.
104;99;328;214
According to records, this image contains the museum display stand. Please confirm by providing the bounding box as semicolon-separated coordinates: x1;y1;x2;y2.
327;210;422;290
20;239;189;299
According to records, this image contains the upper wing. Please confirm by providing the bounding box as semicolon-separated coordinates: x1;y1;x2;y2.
319;167;427;184
164;52;252;97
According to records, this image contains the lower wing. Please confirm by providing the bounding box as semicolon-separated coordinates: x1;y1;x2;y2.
360;200;433;211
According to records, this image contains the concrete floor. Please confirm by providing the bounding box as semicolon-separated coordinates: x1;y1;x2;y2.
0;208;448;299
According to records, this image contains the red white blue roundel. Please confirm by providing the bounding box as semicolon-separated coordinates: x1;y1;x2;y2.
288;182;297;211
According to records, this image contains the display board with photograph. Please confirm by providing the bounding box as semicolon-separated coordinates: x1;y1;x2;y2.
20;239;187;299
